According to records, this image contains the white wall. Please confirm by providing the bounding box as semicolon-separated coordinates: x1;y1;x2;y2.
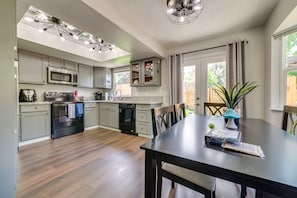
0;0;17;197
166;27;265;119
264;0;297;126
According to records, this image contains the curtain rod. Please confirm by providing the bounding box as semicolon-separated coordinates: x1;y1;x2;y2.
182;40;248;55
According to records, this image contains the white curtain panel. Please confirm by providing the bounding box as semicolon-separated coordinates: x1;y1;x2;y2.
167;54;183;104
226;41;248;118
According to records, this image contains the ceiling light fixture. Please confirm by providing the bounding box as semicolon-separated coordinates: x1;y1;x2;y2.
166;0;204;25
23;6;117;54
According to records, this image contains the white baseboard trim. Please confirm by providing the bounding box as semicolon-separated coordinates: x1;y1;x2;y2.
138;134;152;139
84;125;100;131
84;125;121;132
97;125;121;132
19;136;51;147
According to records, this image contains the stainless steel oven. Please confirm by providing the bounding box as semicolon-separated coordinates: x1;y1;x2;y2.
51;102;84;139
45;92;84;139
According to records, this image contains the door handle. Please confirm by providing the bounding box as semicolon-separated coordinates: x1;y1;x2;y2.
196;103;200;106
196;97;200;100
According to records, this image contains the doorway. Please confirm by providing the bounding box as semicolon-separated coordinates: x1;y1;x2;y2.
182;52;227;115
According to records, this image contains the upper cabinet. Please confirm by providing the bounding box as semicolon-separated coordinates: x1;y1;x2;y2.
130;57;161;87
48;57;78;72
18;50;47;84
131;61;141;86
93;67;112;89
78;64;93;88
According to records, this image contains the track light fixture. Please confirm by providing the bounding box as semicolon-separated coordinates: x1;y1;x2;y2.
22;6;117;53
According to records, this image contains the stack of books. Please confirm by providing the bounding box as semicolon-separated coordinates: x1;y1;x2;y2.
222;142;265;158
205;129;242;146
205;129;265;158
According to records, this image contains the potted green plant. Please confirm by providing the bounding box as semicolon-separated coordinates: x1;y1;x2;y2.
214;81;258;110
214;81;258;129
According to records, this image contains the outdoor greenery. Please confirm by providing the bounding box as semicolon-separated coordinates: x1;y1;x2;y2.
208;62;226;88
214;82;258;109
286;31;297;57
288;70;297;77
115;71;130;83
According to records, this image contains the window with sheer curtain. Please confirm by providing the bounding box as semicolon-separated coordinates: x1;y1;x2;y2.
114;70;131;96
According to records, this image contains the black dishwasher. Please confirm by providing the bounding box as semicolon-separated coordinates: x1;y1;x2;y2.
119;104;136;135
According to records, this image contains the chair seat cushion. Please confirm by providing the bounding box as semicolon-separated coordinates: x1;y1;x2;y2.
162;163;216;191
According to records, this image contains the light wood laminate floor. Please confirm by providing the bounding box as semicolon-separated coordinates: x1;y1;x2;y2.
17;128;277;198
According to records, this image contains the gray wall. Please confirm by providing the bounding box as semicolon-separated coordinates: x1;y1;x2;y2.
0;0;17;197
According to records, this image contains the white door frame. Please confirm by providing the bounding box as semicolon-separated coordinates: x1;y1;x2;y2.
183;50;226;114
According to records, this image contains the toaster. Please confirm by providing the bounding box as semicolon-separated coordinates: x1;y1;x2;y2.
19;89;37;102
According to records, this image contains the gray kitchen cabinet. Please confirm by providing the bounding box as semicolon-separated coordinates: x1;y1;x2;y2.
136;103;160;138
99;103;119;129
64;60;79;71
94;67;112;89
131;57;161;87
20;104;51;141
18;50;47;84
84;102;98;128
78;64;93;88
48;56;78;71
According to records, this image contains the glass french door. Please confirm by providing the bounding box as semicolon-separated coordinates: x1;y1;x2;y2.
183;55;227;115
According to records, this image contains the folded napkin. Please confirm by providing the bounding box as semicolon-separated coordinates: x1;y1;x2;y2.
68;104;76;119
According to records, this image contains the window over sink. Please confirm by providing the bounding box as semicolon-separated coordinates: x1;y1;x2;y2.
114;70;131;96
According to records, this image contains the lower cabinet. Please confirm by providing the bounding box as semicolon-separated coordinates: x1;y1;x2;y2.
99;103;119;129
136;104;160;138
84;102;98;128
20;104;51;141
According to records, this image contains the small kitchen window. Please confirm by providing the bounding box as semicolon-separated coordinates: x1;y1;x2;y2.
114;70;131;96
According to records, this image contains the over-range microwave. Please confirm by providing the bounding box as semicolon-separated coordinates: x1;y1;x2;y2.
48;67;78;85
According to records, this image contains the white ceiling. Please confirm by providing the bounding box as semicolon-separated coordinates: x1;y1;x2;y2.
17;0;279;68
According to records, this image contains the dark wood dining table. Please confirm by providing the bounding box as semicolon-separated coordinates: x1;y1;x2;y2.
140;114;297;198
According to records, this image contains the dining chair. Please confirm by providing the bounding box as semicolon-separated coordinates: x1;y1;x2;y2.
281;105;297;135
204;102;226;116
204;102;247;198
151;105;176;137
174;103;186;123
151;106;216;198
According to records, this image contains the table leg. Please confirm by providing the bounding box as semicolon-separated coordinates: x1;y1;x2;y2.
241;184;247;198
255;189;263;198
145;150;156;198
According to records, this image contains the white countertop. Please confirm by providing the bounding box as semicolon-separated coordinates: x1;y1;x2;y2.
19;100;162;105
83;100;162;105
19;102;52;105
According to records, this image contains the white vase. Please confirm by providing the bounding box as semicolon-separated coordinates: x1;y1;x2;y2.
226;118;238;130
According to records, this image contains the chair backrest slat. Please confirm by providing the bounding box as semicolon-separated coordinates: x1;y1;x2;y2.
204;102;226;116
174;103;186;123
151;105;176;137
281;105;297;135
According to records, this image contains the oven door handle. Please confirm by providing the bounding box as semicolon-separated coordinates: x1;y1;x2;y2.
53;103;68;107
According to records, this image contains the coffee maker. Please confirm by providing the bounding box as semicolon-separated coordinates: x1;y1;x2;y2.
95;92;103;100
19;89;37;102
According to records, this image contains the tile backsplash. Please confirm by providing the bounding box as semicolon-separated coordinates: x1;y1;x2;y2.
19;83;102;102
